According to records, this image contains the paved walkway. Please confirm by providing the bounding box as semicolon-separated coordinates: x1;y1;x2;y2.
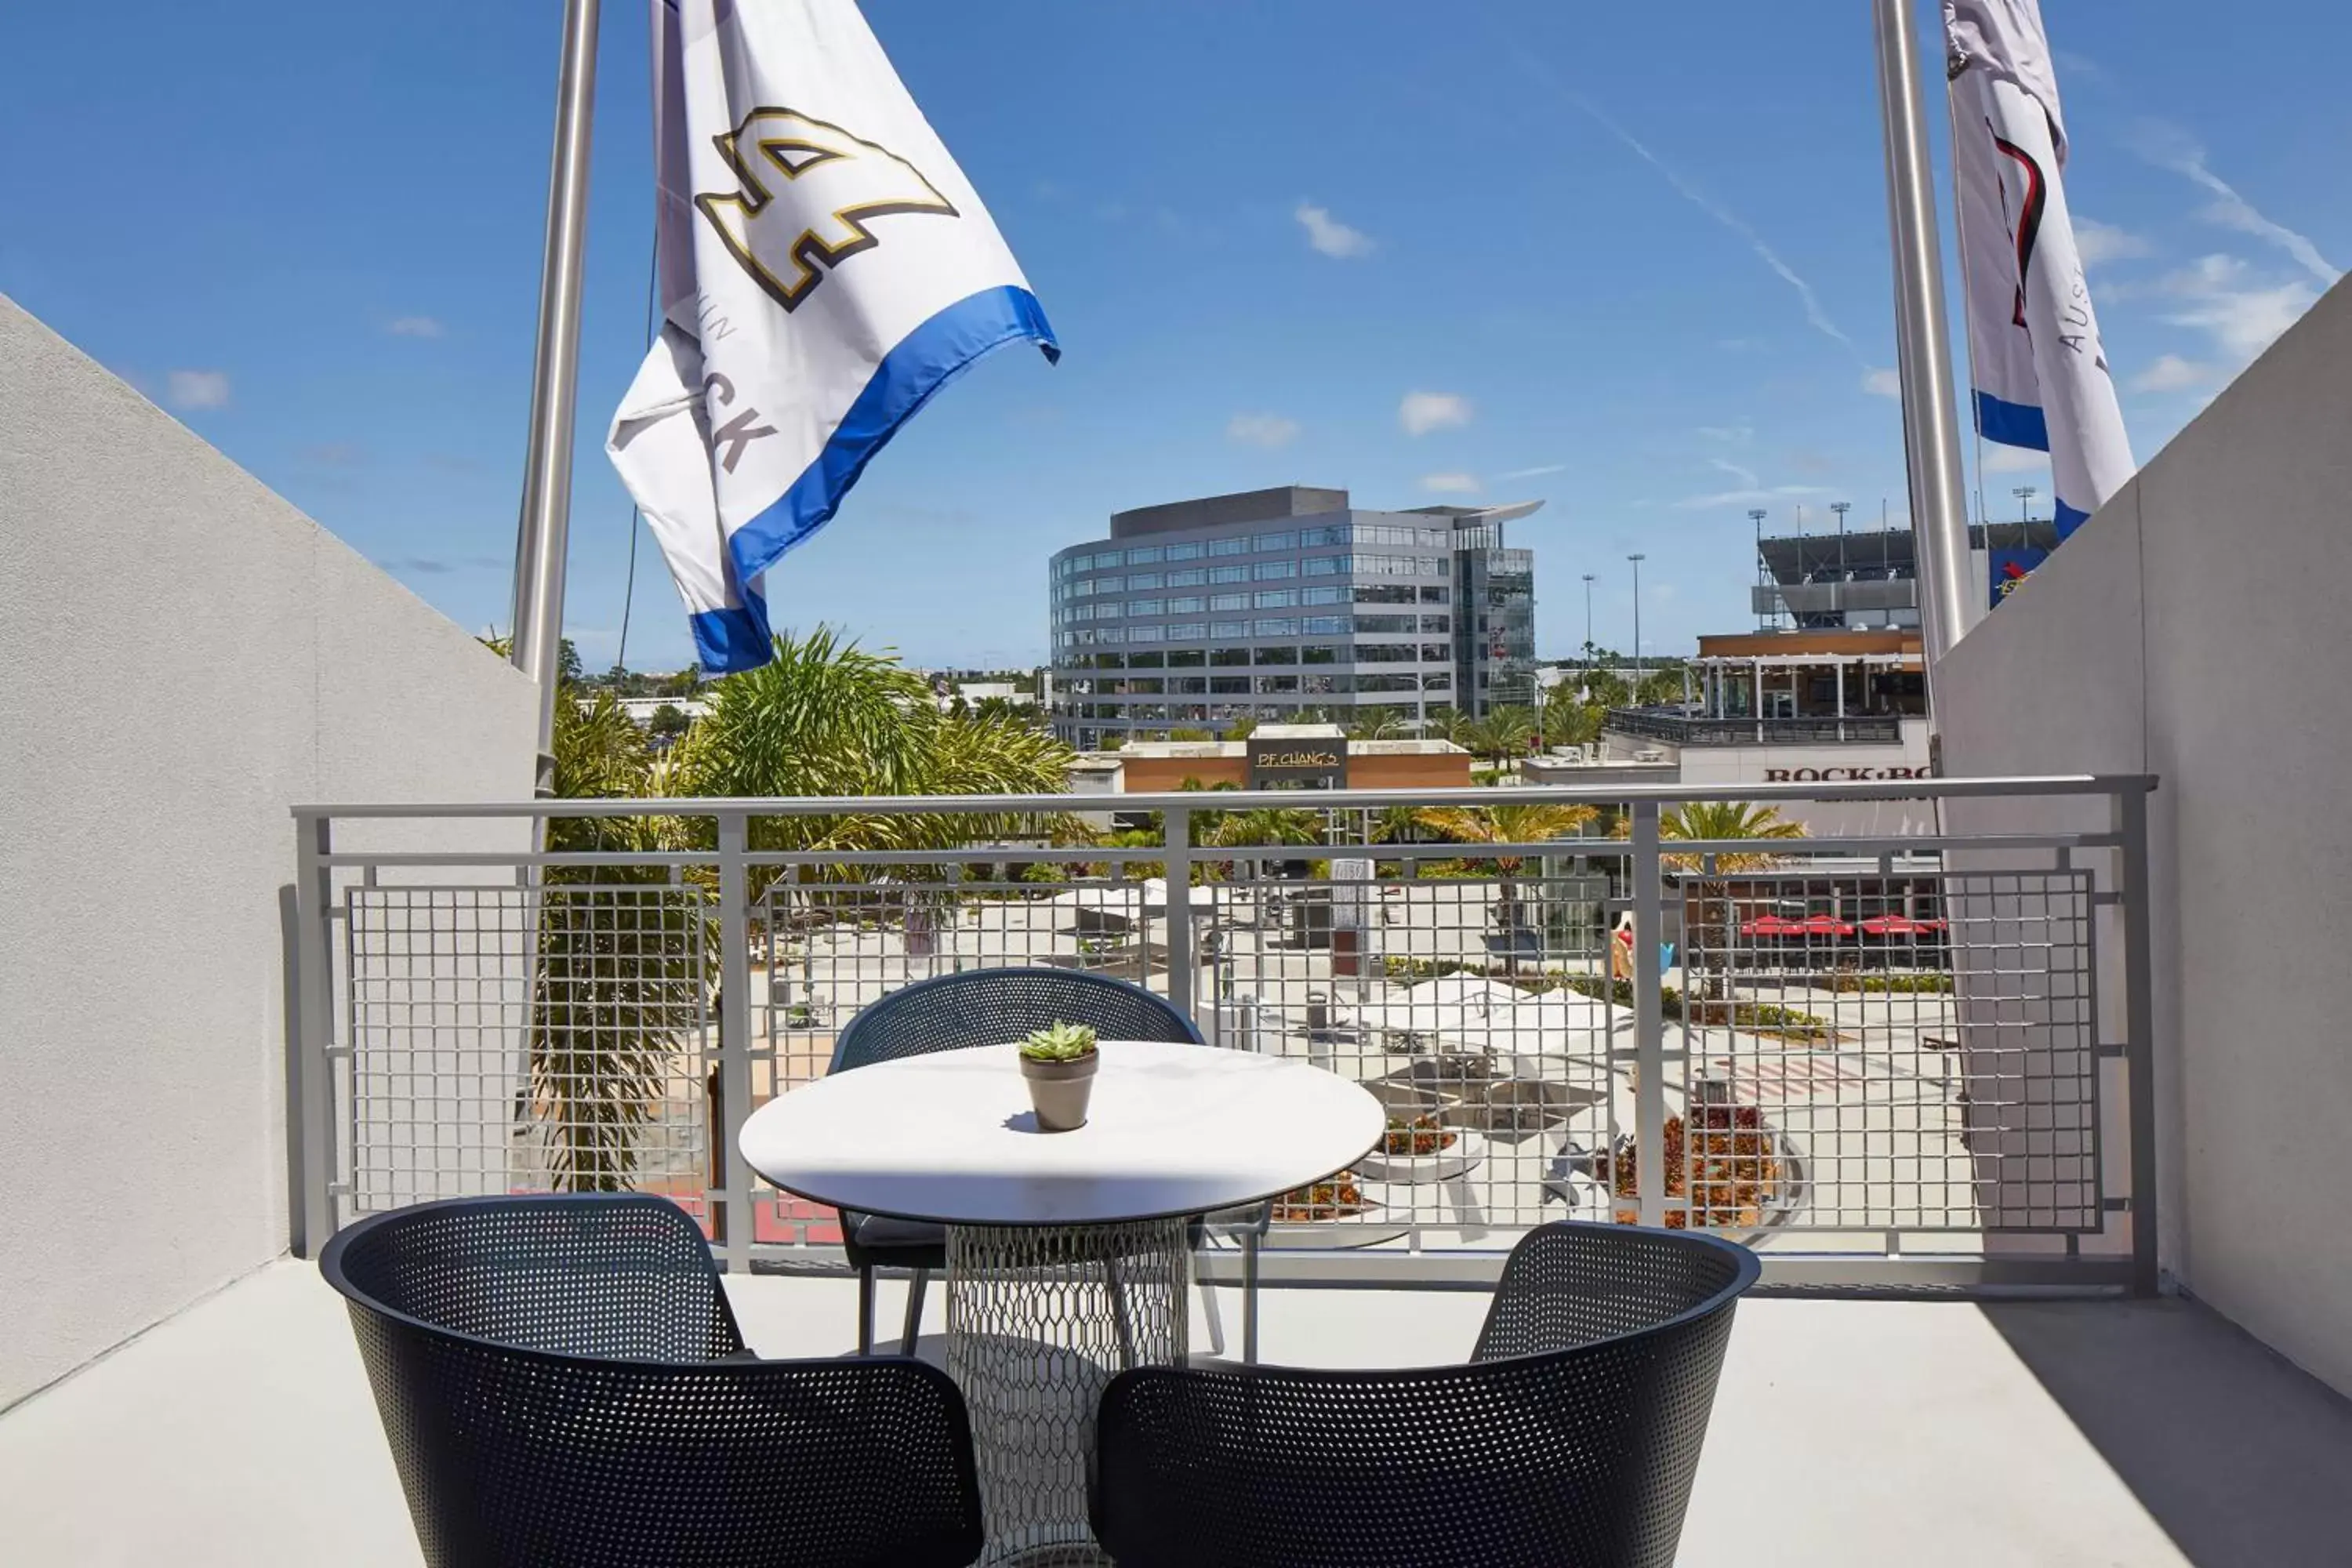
4;1260;2347;1566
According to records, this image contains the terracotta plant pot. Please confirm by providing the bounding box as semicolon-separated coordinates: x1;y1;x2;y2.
1020;1051;1098;1131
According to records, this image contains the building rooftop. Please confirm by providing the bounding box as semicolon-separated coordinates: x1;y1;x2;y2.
1108;485;1351;538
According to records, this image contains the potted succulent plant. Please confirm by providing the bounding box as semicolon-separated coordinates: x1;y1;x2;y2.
1018;1021;1100;1131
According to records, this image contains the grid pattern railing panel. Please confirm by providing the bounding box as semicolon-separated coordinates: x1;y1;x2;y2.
302;777;2155;1290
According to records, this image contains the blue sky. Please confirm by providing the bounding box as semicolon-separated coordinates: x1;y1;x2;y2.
4;1;2343;672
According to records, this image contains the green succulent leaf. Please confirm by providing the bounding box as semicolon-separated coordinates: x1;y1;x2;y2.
1020;1021;1099;1062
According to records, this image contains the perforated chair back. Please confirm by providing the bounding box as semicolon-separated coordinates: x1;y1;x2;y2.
1091;1221;1759;1568
829;966;1200;1074
321;1194;985;1568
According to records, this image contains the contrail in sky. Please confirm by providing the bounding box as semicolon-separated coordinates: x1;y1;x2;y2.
1506;42;1865;363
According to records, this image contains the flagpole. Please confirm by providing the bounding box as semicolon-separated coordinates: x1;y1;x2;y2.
510;0;603;796
1871;0;1976;686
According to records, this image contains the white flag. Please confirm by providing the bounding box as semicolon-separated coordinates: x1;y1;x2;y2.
608;0;1058;672
1946;0;2132;540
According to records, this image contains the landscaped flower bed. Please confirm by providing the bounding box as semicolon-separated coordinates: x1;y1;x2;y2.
1382;1114;1456;1157
1600;1105;1787;1230
1271;1174;1372;1222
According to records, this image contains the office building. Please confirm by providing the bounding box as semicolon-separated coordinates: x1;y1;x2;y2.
1047;486;1540;748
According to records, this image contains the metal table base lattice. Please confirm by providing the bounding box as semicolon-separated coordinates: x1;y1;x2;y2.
946;1217;1191;1566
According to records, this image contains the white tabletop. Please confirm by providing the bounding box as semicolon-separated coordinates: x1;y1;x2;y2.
739;1040;1385;1226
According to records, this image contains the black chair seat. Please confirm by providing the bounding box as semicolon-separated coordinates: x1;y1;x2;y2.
844;1210;948;1264
322;1194;985;1568
1091;1221;1760;1568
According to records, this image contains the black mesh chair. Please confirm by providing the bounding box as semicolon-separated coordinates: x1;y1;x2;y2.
1091;1221;1759;1568
321;1193;985;1568
828;966;1265;1359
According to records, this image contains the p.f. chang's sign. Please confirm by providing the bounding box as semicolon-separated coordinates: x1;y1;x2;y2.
1762;765;1933;782
1248;737;1348;788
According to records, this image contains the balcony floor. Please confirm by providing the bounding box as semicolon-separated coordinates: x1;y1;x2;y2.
3;1260;2346;1566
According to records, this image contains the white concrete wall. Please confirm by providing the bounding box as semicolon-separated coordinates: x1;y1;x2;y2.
1939;277;2352;1396
1598;719;1937;836
0;296;538;1409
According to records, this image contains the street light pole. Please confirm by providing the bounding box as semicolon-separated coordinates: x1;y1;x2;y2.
2013;485;2038;528
1581;572;1595;666
1748;507;1768;630
1628;552;1646;697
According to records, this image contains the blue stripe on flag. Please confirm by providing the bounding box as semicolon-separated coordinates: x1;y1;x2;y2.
728;285;1060;588
1974;389;2050;452
689;586;773;676
2053;495;2091;541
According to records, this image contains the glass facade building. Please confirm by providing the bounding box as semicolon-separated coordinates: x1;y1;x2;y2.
1047;487;1541;747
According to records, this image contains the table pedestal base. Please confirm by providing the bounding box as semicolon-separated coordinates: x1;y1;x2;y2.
946;1218;1190;1566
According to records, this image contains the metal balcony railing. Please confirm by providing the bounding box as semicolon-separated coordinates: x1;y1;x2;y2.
290;774;2157;1294
1605;707;1906;746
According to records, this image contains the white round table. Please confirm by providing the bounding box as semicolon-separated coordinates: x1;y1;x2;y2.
739;1039;1382;1565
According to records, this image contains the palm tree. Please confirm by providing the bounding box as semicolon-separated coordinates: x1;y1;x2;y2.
1619;801;1808;1004
1414;801;1598;971
1345;712;1407;741
1222;715;1258;741
535;687;710;1192
1584;669;1632;710
1541;686;1603;750
1451;707;1537;766
1635;668;1686;708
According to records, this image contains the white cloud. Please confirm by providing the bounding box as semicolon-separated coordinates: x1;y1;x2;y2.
2158;253;2320;364
1497;463;1566;480
1707;456;1760;491
1862;367;1903;399
1980;444;2048;474
1293;202;1374;260
386;315;446;338
2129;122;2341;287
1225;412;1301;448
2074;217;2154;268
1399;390;1472;436
1419;472;1482;495
2129;354;2209;394
165;369;230;410
1694;422;1753;444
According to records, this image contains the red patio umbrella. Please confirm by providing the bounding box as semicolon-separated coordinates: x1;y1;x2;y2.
1741;914;1806;938
1797;914;1857;938
1861;915;1947;937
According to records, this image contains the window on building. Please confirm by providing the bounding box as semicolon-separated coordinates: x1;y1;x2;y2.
1210;620;1248;638
1127;650;1165;668
1254;618;1300;637
1419;585;1450;604
1166;648;1206;667
1356;673;1419;693
1302;585;1345;605
1166;622;1206;641
1301;556;1341;575
1167;568;1207;587
1098;627;1125;644
1127;573;1163;591
1126;546;1164;566
1091;652;1126;669
1207;536;1247;556
1165;541;1203;561
1252;641;1298;662
1166;596;1203;614
1170;676;1208;694
1127;626;1163;643
1209;564;1249;584
1254;589;1298;609
1209;593;1247;611
1355;614;1417;634
1301;615;1348;635
1355;583;1414;604
1126;677;1166;694
1299;524;1349;547
1129;599;1163;617
1423;672;1453;691
1252;531;1298;552
1300;644;1341;664
1209;647;1252;666
1209;675;1251;694
1252;560;1298;581
1421;615;1450;634
1256;674;1301;694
